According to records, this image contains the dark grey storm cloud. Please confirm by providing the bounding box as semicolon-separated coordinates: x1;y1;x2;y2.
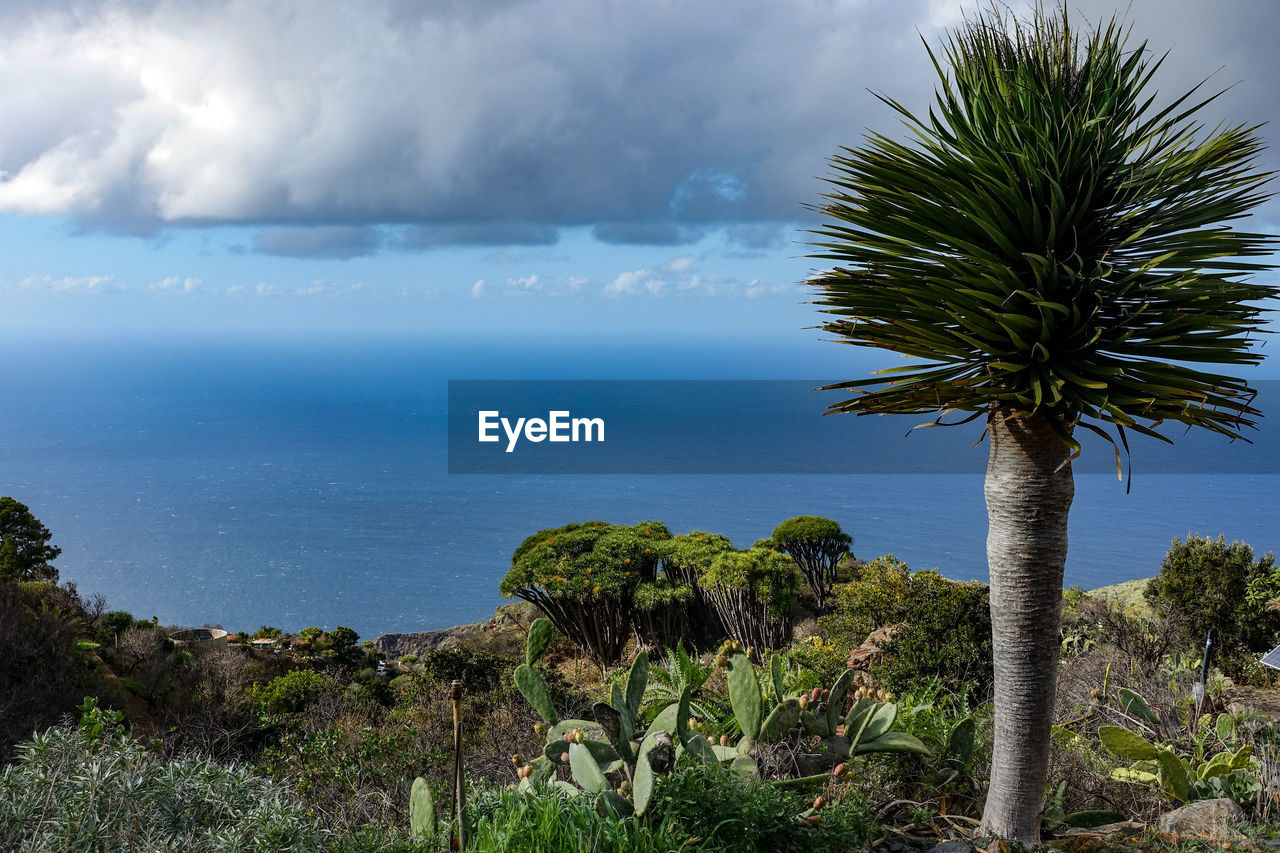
0;0;1275;248
253;226;381;259
400;221;559;249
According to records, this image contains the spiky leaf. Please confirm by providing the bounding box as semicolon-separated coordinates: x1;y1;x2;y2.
946;718;976;765
854;731;931;756
568;742;609;794
1117;689;1162;731
596;790;634;818
1098;725;1160;761
514;664;556;725
633;753;655;816
824;669;854;736
760;698;801;742
727;651;762;740
526;617;554;666
808;6;1277;455
409;777;436;838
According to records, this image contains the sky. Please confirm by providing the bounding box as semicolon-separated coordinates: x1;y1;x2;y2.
0;0;1277;347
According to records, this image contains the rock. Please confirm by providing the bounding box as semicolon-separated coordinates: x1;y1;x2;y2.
374;601;541;659
1156;798;1247;842
847;623;902;670
925;841;970;853
1058;820;1145;838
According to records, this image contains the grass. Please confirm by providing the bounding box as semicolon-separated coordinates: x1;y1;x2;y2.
1083;578;1154;620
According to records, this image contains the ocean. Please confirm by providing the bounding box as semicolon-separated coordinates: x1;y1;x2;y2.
1;335;1275;640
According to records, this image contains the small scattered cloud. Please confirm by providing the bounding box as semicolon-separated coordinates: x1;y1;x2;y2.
471;279;486;298
660;255;696;274
252;226;381;259
604;269;672;296
149;276;203;292
16;274;118;292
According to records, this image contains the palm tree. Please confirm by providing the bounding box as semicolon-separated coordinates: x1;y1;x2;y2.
807;6;1275;845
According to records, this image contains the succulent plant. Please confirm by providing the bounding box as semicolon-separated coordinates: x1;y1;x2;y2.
409;776;437;839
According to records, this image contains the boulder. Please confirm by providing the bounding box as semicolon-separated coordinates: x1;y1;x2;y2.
847;623;902;670
1156;798;1246;842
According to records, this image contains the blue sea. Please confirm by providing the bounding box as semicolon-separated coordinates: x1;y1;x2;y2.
0;335;1276;640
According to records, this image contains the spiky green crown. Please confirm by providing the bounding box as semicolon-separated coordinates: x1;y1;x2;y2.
809;5;1277;450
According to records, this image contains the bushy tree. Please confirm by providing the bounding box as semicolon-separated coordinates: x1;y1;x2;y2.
499;521;670;667
659;530;736;640
700;546;800;655
1146;534;1278;671
0;497;61;583
632;578;695;653
0;581;97;759
768;516;851;611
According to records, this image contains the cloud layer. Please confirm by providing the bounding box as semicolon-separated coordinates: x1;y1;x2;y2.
0;0;1274;245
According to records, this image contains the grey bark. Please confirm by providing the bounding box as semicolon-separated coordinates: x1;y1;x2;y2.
978;411;1075;846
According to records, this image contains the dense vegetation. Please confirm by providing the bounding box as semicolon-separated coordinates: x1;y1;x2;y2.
2;494;1280;845
4;499;1280;851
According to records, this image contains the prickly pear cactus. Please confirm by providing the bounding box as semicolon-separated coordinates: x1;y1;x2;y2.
409;776;437;838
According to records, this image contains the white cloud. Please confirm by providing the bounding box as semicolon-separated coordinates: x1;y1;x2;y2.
660;255;696;274
16;274;118;292
471;279;487;298
149;275;202;292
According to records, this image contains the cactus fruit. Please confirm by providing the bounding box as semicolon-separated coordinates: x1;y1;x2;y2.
560;752;570;763
832;762;846;777
813;795;826;810
511;753;524;766
720;734;730;747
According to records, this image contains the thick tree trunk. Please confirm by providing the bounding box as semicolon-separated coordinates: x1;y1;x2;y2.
978;411;1074;847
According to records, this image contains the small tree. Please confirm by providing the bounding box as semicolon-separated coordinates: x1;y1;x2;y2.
499;520;670;667
768;516;851;611
700;547;801;655
0;497;61;584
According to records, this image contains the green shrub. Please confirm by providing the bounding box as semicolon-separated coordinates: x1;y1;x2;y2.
417;647;518;691
257;668;336;714
466;784;688;853
647;762;876;852
820;556;992;698
0;719;321;851
1147;534;1279;676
